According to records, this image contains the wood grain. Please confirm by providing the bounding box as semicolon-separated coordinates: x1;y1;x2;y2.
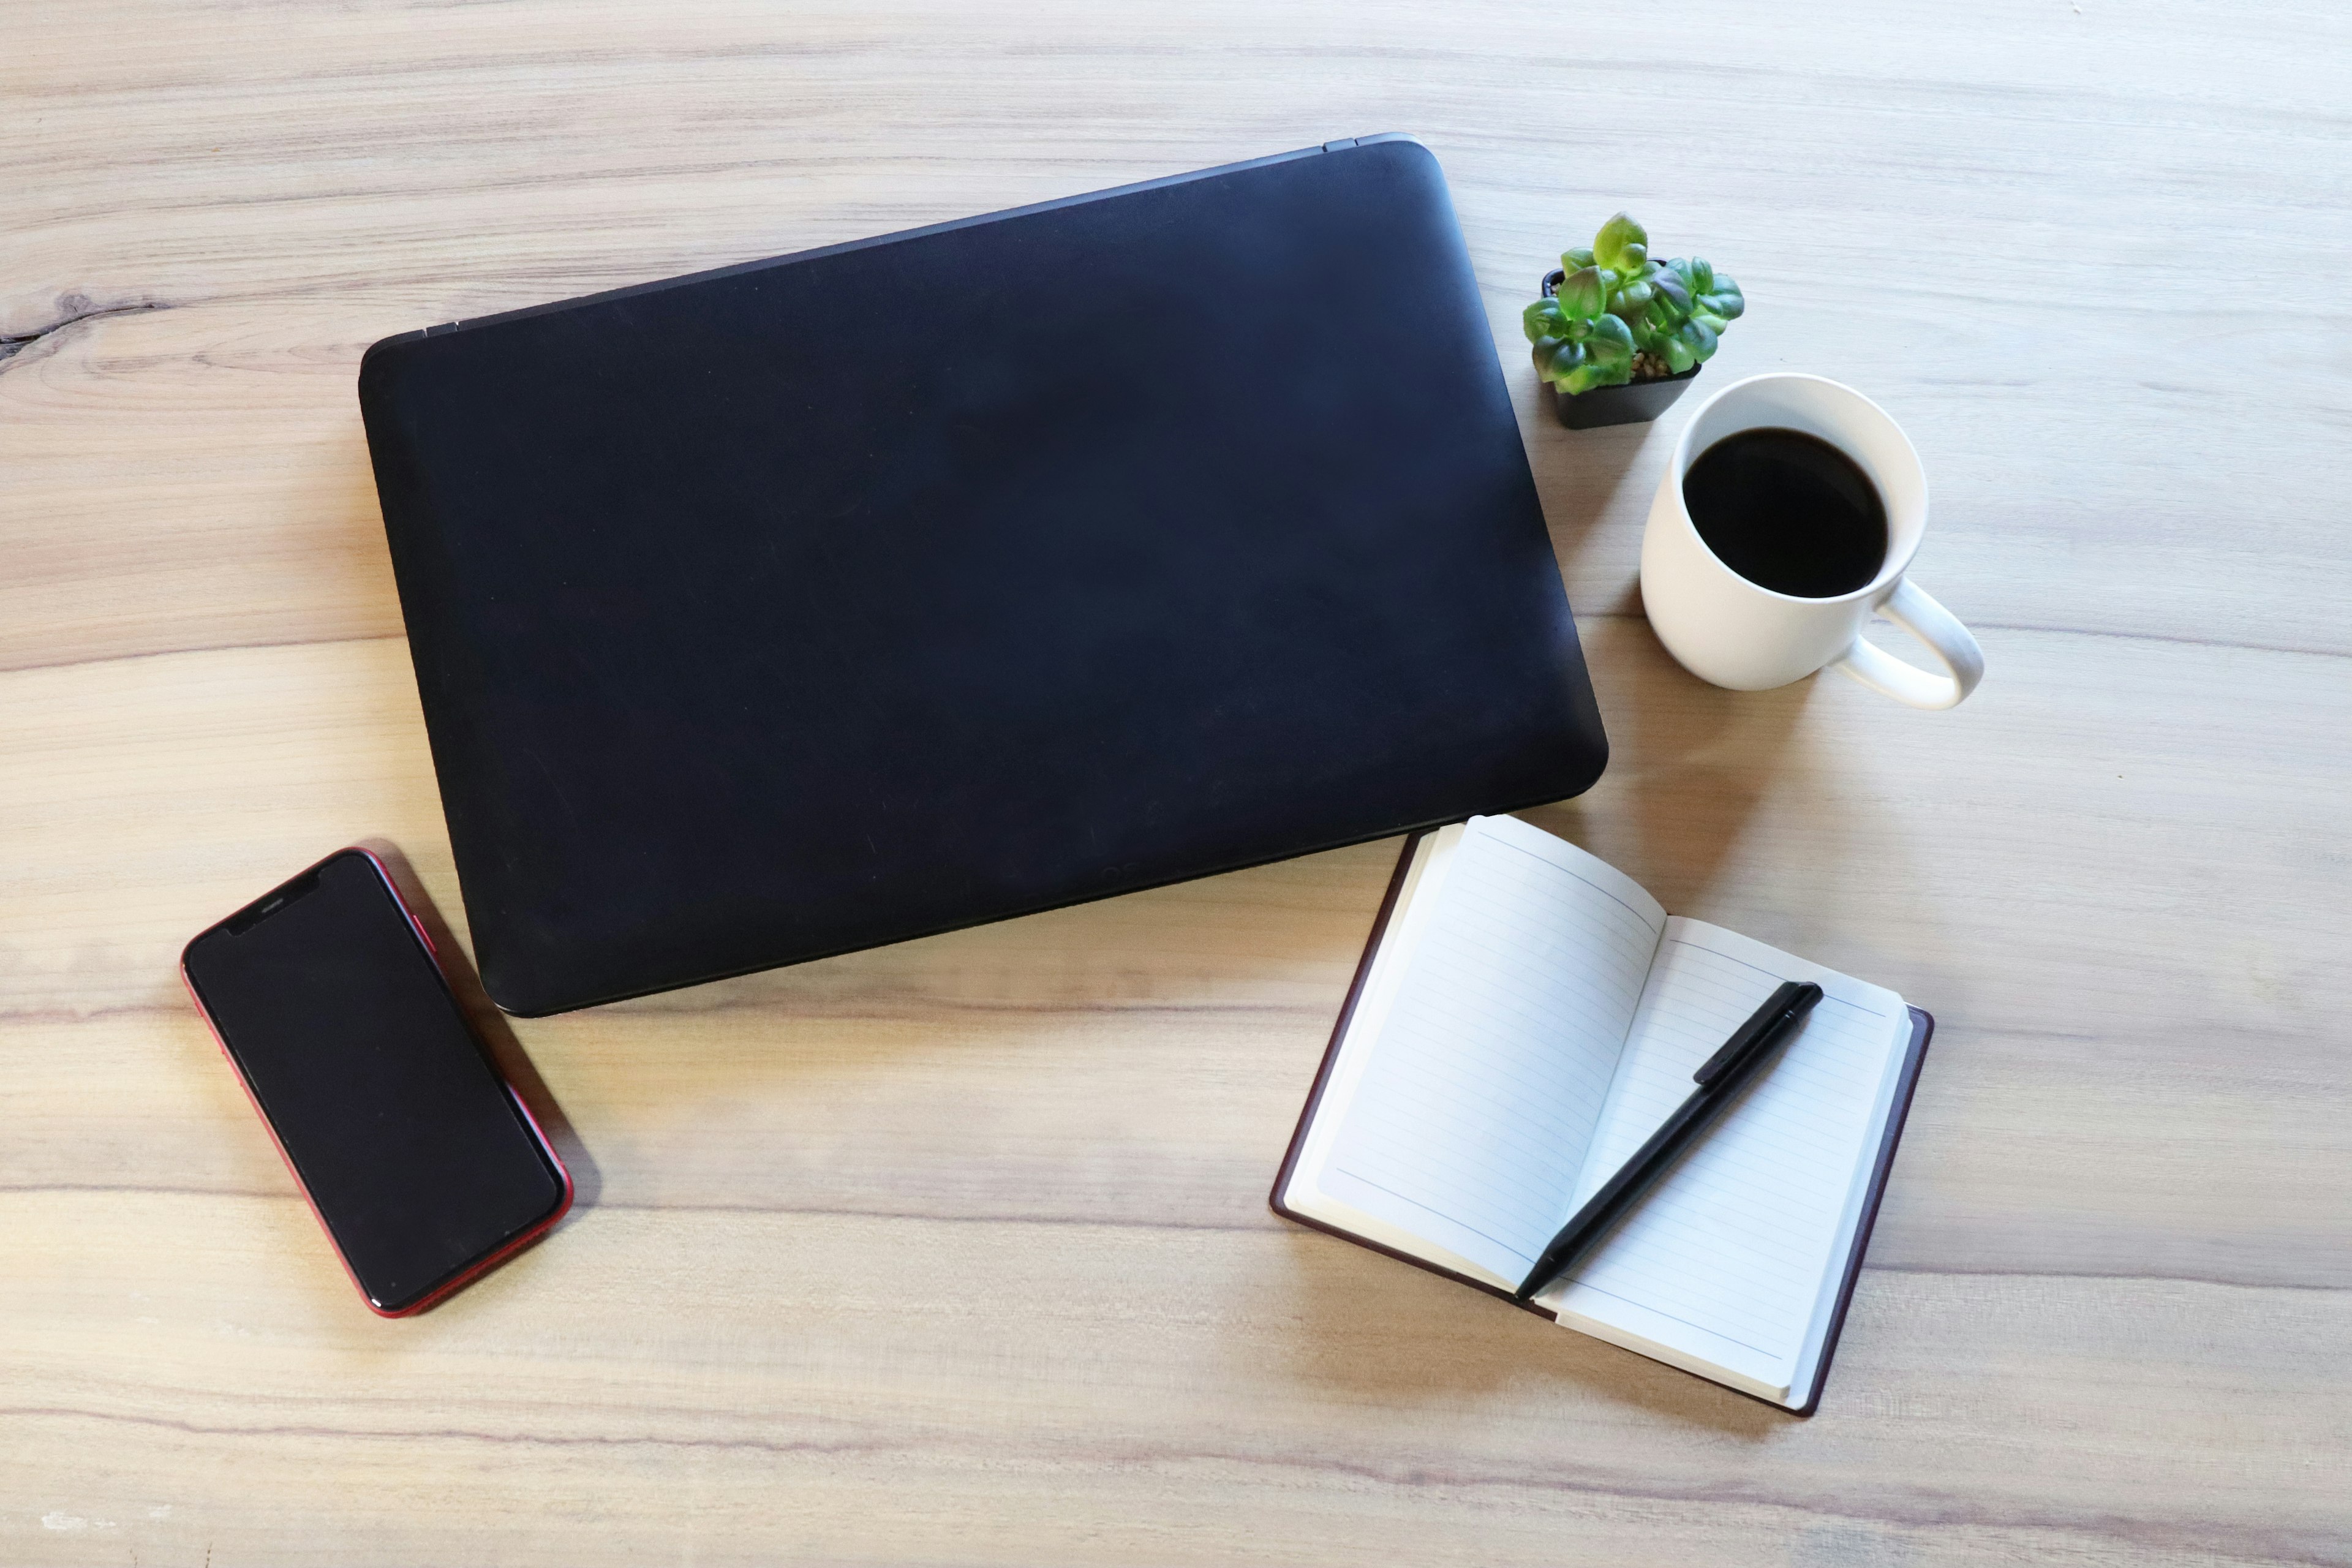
4;1;2348;1563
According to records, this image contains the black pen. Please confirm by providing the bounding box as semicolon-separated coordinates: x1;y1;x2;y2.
1513;980;1825;1304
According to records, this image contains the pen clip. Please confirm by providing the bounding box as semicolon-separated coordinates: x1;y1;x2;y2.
1692;981;1820;1087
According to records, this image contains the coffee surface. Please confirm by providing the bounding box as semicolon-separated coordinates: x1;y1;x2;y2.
1683;427;1887;598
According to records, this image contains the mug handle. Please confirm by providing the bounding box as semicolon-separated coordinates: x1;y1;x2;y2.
1830;578;1985;710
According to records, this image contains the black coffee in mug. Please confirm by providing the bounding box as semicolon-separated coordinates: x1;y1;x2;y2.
1681;427;1887;598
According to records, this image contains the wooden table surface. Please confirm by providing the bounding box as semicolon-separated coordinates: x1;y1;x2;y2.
7;2;2348;1563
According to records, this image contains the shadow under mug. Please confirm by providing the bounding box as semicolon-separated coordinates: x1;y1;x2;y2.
1640;373;1985;709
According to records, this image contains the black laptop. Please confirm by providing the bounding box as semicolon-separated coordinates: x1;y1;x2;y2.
358;135;1607;1016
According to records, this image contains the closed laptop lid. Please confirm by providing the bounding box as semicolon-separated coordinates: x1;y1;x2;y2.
360;135;1607;1016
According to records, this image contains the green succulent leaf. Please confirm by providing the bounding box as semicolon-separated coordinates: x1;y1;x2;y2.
1659;334;1697;374
1683;256;1715;294
1523;299;1567;344
1646;272;1691;318
1541;337;1588;386
1561;246;1597;271
1675;315;1721;363
1615;277;1655;310
1556;265;1608;320
1593;212;1648;274
1697;274;1744;320
1559;358;1627;394
1583;309;1636;368
1551;311;1635;393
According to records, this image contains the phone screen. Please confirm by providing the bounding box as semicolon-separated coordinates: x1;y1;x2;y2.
182;851;566;1313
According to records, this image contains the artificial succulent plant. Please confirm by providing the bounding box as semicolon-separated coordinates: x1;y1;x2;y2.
1523;213;1744;394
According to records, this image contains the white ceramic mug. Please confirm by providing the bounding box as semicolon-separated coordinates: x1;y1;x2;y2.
1640;373;1983;709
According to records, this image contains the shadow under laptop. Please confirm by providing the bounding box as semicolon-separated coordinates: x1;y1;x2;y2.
1520;616;1815;913
490;842;1404;1232
1270;1228;1790;1440
594;841;1380;1026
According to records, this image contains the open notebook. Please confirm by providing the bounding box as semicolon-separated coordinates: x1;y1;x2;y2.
1273;815;1932;1414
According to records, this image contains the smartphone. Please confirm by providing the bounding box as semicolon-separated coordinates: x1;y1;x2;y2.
180;848;571;1316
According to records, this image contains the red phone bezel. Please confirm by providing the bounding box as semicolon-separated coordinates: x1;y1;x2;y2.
179;845;575;1317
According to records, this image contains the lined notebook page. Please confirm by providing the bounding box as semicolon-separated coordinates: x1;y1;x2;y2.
1318;816;1666;1284
1542;919;1907;1393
